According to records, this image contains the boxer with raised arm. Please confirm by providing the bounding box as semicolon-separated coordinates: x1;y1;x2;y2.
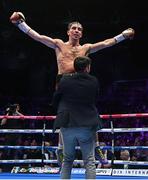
10;12;135;166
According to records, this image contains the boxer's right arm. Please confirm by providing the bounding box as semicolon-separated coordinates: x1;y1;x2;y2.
10;12;57;49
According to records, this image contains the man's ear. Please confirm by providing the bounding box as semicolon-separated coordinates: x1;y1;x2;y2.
86;65;91;73
67;30;70;36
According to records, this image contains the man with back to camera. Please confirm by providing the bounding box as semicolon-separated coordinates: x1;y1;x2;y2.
9;11;135;165
52;56;102;179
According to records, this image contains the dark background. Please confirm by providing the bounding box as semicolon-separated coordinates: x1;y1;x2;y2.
0;0;148;109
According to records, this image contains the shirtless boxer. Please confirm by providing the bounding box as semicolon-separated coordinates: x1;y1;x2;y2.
10;12;135;166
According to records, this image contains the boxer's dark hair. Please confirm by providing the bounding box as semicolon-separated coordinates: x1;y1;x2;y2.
67;21;83;31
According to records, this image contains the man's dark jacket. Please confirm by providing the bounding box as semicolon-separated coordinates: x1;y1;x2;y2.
52;72;102;131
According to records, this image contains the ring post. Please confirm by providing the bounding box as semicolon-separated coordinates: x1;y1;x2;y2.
110;115;115;173
41;119;46;166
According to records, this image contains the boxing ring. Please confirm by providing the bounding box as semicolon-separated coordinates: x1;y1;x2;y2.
0;113;148;179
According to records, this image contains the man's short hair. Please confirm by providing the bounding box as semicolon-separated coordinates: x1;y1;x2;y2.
74;56;91;72
67;21;83;31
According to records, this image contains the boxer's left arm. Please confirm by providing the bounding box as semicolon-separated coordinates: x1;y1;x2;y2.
87;28;135;54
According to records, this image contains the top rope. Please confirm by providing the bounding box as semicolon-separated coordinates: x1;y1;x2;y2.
0;113;148;120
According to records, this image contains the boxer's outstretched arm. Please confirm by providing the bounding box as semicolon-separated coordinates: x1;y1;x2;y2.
87;28;135;54
10;12;58;49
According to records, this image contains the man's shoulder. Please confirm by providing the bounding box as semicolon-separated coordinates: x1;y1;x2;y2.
63;73;74;78
60;73;74;82
83;73;98;80
62;72;97;81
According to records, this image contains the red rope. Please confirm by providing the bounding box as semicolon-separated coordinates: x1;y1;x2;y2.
0;113;148;120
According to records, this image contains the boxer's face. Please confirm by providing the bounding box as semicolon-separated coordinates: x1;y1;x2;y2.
67;23;83;40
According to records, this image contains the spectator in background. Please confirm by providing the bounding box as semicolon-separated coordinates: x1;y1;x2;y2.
114;150;130;169
0;104;24;146
0;104;24;171
1;104;24;129
97;142;112;168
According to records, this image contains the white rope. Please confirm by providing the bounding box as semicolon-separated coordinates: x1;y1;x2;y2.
99;128;148;133
0;146;57;150
0;129;56;133
113;160;148;166
0;128;148;133
0;145;148;150
0;159;148;166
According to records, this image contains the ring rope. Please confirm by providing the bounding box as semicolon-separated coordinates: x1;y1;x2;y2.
0;145;148;150
0;112;148;120
0;128;148;133
0;115;56;120
0;159;147;166
0;114;147;169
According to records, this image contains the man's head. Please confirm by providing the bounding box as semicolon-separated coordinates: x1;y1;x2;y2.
120;150;130;160
74;56;91;73
6;103;20;114
67;21;83;40
10;104;20;111
67;22;83;31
